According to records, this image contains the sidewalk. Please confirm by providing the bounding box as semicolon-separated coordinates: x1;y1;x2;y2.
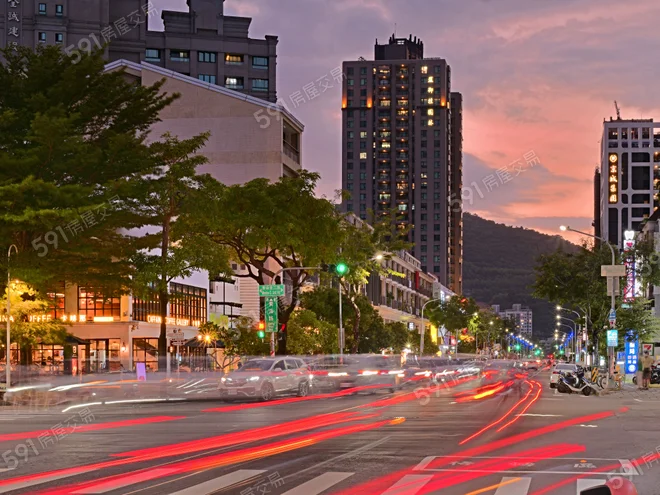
600;382;660;400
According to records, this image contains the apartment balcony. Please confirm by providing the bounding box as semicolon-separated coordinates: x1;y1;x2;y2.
377;152;391;159
396;153;409;160
283;141;300;164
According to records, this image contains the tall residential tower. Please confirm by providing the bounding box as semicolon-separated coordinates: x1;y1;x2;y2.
341;35;463;292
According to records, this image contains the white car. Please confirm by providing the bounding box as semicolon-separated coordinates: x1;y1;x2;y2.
550;363;577;388
219;357;313;401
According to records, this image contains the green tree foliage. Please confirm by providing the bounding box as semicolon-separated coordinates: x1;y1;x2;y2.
0;45;177;293
198;318;269;368
123;132;231;362
614;298;660;348
187;171;345;354
427;296;480;335
0;282;69;365
286;310;337;355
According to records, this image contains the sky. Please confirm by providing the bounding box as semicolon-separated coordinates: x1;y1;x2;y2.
152;0;660;244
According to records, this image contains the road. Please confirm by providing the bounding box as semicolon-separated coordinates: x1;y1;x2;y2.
0;370;659;494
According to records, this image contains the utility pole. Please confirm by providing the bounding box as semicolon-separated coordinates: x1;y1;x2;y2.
6;245;18;389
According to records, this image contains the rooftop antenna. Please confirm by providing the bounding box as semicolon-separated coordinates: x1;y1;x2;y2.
614;100;621;120
394;23;397;38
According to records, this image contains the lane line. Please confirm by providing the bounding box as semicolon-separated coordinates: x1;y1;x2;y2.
494;476;531;495
165;470;266;495
576;479;607;494
422;469;634;476
380;474;434;495
465;477;522;495
0;468;99;494
280;472;353;495
413;456;435;471
73;469;179;494
618;459;640;475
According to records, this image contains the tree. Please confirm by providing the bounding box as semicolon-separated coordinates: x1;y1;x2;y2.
427;296;480;340
187;171;345;354
0;282;69;365
286;310;336;355
124;133;231;367
612;298;660;351
533;244;612;352
331;211;410;353
198;318;269;369
0;45;177;293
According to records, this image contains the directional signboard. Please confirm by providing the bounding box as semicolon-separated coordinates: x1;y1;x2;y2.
259;284;285;298
167;329;184;340
171;340;187;347
625;339;638;374
265;297;278;333
607;329;618;347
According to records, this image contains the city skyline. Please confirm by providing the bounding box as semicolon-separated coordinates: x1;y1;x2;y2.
151;0;660;244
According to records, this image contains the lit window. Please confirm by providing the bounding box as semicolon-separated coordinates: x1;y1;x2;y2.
427;109;434;116
145;49;161;62
225;77;244;89
55;33;63;44
421;66;428;74
427;76;434;83
225;54;244;64
427;119;434;126
360;131;368;138
427;98;433;105
427;87;434;94
170;50;190;62
359;152;367;159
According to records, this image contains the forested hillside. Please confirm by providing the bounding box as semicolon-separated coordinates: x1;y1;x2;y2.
462;213;578;339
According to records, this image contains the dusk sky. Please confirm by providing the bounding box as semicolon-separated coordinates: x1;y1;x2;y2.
153;0;660;243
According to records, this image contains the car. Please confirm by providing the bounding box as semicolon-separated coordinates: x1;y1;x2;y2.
304;355;359;391
218;357;312;401
336;354;405;393
550;363;578;388
523;360;540;371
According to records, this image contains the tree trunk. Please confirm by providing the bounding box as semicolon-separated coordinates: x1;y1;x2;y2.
349;293;361;354
158;214;171;371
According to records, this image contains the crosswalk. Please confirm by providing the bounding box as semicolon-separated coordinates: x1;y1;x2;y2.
63;469;617;495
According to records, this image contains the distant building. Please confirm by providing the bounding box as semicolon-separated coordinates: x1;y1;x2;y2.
340;34;463;293
599;117;660;249
0;0;278;102
492;304;533;336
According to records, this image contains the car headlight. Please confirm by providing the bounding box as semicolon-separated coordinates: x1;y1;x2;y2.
248;376;261;381
221;377;226;382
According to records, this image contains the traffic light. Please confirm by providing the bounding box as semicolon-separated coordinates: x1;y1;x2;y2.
257;321;265;339
515;344;521;351
280;323;286;333
321;263;349;276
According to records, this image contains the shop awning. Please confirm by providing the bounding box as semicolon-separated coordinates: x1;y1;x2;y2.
183;339;225;349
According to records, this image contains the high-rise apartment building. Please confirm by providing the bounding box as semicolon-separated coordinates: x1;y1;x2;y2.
599;118;660;248
492;304;533;336
0;0;277;102
341;34;463;292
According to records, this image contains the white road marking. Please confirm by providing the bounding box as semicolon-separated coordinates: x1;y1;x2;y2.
280;472;353;495
380;474;433;495
516;414;562;417
576;479;607;493
494;476;531;495
73;468;179;494
0;468;99;494
619;459;640;475
413;456;435;471
165;470;266;495
424;469;630;476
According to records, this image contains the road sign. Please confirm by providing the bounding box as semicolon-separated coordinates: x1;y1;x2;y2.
171;340;186;347
607;329;618;347
167;329;184;339
625;339;638;374
265;297;278;333
643;343;653;354
601;265;626;277
609;309;616;320
259;284;285;297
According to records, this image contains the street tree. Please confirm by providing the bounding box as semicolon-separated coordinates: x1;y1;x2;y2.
0;45;177;293
123;133;231;365
187;171;344;354
427;296;480;341
286;310;337;355
198;318;269;369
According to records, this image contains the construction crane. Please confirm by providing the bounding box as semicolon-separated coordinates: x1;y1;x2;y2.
614;101;621;120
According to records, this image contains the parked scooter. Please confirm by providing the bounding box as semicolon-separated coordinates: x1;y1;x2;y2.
632;364;660;385
556;365;597;396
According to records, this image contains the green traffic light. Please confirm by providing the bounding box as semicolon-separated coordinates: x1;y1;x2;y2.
336;263;348;276
257;331;265;338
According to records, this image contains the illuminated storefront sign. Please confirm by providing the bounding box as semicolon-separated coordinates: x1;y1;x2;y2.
625;334;638;374
0;314;87;323
147;315;201;327
608;153;618;204
623;230;641;302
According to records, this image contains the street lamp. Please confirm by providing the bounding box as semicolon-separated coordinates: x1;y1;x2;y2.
5;245;17;389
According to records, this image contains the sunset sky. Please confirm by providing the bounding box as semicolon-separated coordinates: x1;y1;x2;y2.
153;0;660;243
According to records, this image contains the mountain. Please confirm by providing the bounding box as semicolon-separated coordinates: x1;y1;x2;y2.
462;213;577;340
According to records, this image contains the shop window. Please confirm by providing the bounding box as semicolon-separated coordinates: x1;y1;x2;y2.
169;283;207;323
78;287;120;319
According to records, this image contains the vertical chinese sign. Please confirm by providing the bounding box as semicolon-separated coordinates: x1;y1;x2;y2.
6;0;21;50
608;153;618;204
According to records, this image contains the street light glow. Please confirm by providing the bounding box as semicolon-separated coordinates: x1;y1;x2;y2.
559;225;568;231
556;305;562;310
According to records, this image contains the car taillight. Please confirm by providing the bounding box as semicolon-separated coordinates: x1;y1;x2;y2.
552;371;559;374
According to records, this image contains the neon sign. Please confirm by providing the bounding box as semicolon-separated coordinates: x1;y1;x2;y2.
608;153;618;204
147;315;201;327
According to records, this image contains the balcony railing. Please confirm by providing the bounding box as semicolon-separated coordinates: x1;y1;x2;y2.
283;141;300;163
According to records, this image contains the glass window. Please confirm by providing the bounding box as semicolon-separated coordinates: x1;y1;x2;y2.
169;283;207;323
251;79;269;91
170;50;190;62
78;287;120;319
225;76;244;89
55;33;63;44
133;338;159;372
145;49;161;62
46;282;66;320
133;290;160;323
198;74;216;84
360;162;366;169
56;4;63;16
347;68;354;75
360;78;367;85
38;32;47;43
198;51;217;63
225;53;244;64
252;56;268;69
39;3;47;14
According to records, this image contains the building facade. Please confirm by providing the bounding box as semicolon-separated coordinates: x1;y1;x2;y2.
492;304;533;336
340;34;463;293
599;118;660;248
0;0;277;102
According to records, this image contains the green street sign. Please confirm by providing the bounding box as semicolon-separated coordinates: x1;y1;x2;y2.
259;284;285;297
265;297;278;333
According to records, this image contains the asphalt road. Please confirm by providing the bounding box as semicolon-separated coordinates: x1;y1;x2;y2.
1;370;659;495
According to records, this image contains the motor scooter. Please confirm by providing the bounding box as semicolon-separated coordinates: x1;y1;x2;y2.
556;365;596;396
632;363;660;385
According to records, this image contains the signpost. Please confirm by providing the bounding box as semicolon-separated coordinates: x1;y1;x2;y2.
607;329;618;347
260;284;283;357
259;285;285;298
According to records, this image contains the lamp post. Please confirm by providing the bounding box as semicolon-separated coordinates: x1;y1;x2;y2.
557;306;584;364
420;298;442;355
560;225;617;382
5;245;17;389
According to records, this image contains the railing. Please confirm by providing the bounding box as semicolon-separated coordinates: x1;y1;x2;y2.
283;141;300;164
